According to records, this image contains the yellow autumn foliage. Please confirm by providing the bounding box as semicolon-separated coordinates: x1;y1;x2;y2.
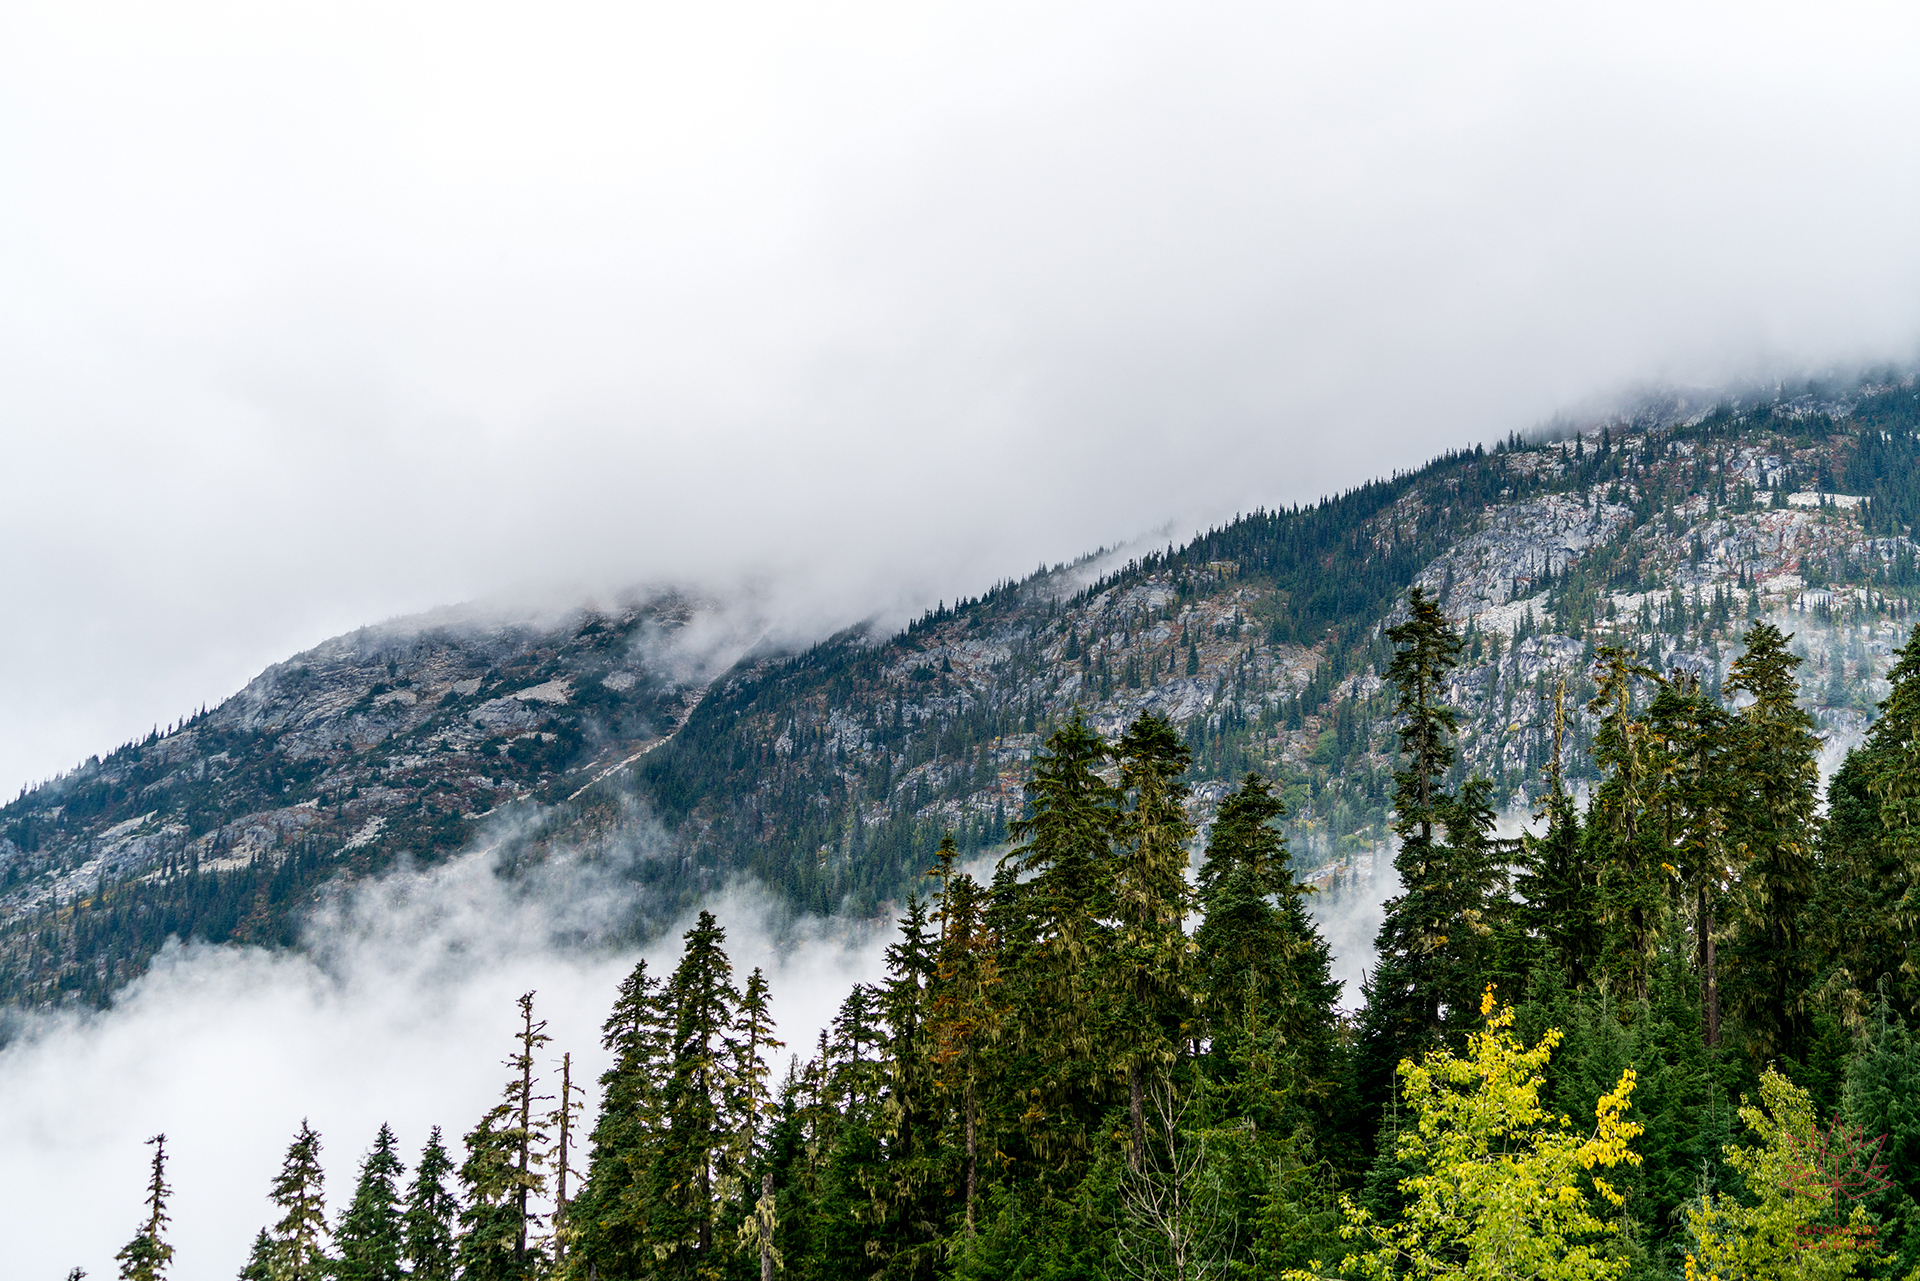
1286;987;1642;1281
1683;1069;1879;1281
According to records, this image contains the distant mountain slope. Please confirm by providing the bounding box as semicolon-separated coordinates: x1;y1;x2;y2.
5;376;1918;1009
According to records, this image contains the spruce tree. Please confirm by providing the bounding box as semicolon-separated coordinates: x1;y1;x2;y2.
1110;712;1197;1169
735;966;783;1167
1640;672;1739;1051
869;899;942;1279
929;848;1000;1237
115;1134;174;1281
1843;1000;1920;1278
735;967;784;1281
1817;626;1920;1023
650;910;742;1279
999;714;1120;1183
1383;586;1462;846
457;1105;526;1281
237;1229;273;1281
1516;679;1599;989
457;993;552;1281
334;1123;406;1281
812;988;889;1276
1721;622;1822;1063
402;1128;457;1281
1194;773;1341;1133
1005;713;1118;946
1354;588;1499;1156
566;957;670;1279
1584;645;1666;999
264;1120;331;1281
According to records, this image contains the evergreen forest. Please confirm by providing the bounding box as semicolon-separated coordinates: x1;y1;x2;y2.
100;590;1920;1281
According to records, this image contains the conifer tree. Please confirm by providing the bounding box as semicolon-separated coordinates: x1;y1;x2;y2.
999;714;1120;1182
1006;713;1118;947
115;1134;174;1281
828;982;886;1114
735;966;783;1167
809;997;889;1277
457;1105;527;1281
1641;673;1739;1050
264;1120;331;1281
238;1229;273;1281
566;958;670;1278
1194;773;1342;1132
929;846;1001;1236
402;1128;457;1281
734;967;784;1281
1721;623;1822;1063
1584;645;1666;999
457;993;552;1281
1383;587;1461;845
1517;679;1599;989
334;1124;406;1281
1354;588;1499;1152
1818;626;1920;1023
650;909;742;1278
1110;712;1198;1170
505;992;552;1261
868;899;943;1279
546;1051;582;1269
1843;1000;1920;1278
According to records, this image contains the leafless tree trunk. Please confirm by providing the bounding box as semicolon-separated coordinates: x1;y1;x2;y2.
1699;887;1721;1050
1114;1083;1231;1281
965;1082;978;1234
758;1172;777;1281
553;1052;572;1266
1128;1061;1146;1174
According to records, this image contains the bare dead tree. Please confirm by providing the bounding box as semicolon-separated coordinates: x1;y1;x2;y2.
1109;1082;1234;1281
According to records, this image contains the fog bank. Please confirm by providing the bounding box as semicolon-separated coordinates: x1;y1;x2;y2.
6;1;1920;792
0;837;891;1278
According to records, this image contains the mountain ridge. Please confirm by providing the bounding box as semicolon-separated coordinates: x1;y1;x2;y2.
6;373;1919;1009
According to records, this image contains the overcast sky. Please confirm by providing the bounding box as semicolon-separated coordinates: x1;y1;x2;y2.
4;0;1919;795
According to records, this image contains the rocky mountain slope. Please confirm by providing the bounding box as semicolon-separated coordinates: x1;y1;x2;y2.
5;376;1919;1008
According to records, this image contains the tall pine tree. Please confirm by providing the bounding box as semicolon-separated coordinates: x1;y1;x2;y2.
566;957;669;1278
1110;713;1198;1171
999;714;1119;1186
457;993;552;1281
650;910;742;1279
264;1120;330;1281
1354;587;1500;1159
1721;622;1822;1063
334;1123;406;1281
115;1134;173;1281
1194;772;1342;1134
402;1128;457;1281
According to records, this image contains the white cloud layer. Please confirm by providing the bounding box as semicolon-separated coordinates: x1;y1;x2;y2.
0;834;892;1278
4;1;1920;791
0;811;1406;1276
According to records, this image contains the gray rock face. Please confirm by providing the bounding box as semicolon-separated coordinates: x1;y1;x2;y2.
5;380;1916;1008
0;590;732;1000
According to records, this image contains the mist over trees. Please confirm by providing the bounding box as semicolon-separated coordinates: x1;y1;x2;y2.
95;592;1920;1281
12;382;1920;1031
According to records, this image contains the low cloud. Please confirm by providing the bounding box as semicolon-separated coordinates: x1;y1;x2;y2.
0;799;1411;1276
0;831;892;1278
6;2;1920;791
